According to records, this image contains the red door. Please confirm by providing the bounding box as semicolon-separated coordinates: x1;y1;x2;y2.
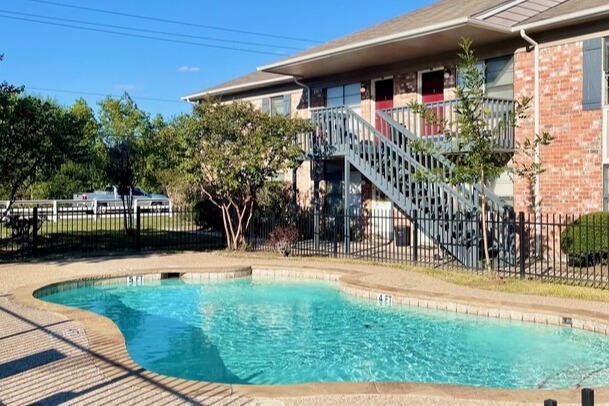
374;79;394;138
421;70;445;136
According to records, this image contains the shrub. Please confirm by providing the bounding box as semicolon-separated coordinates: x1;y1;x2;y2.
192;199;224;231
256;181;294;223
268;226;299;256
560;212;609;265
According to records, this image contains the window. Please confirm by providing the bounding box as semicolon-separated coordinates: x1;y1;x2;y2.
456;62;484;90
326;83;361;109
270;96;285;116
456;56;514;99
485;56;514;100
262;94;291;116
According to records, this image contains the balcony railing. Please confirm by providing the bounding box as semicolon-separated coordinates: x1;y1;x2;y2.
380;98;515;152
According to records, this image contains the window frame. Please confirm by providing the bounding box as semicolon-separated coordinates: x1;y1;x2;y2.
269;95;285;117
326;83;361;109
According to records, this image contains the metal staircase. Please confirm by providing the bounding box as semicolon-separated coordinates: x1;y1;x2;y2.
307;105;515;268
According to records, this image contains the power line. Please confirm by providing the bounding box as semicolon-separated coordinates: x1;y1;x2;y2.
0;14;289;56
21;0;323;44
27;86;187;105
0;9;306;51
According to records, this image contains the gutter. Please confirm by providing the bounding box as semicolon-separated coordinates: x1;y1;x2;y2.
520;29;541;227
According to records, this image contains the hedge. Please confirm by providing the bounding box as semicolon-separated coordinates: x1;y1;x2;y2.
560;212;609;265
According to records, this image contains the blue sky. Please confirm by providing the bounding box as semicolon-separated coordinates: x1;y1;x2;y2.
0;0;431;118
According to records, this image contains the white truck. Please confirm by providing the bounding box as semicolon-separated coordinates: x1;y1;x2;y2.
73;186;170;213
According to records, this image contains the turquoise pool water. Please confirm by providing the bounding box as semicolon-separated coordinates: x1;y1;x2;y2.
41;278;609;388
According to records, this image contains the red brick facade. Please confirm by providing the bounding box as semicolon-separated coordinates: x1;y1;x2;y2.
514;41;604;216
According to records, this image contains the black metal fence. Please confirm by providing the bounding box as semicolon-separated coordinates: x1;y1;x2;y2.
3;202;609;289
0;205;224;261
249;209;609;289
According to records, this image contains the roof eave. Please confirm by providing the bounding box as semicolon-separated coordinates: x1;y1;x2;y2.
259;17;480;73
514;4;609;32
181;76;294;101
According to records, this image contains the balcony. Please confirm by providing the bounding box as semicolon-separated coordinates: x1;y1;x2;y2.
379;98;515;153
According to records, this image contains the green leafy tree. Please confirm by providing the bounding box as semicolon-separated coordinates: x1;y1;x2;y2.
0;81;85;217
180;97;311;250
410;38;552;272
139;113;169;193
98;94;150;234
153;113;198;207
30;98;105;198
105;138;141;234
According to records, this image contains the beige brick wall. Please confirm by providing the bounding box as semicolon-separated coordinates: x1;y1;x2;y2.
513;41;604;215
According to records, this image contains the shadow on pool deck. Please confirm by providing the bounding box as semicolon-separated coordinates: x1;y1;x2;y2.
0;303;256;405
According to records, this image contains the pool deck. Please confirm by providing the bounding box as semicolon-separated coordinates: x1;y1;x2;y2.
2;252;609;405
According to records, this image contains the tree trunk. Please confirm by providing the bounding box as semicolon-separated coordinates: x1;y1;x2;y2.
221;205;235;250
480;171;492;274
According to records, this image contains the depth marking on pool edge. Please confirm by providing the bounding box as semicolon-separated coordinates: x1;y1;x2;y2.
376;293;393;306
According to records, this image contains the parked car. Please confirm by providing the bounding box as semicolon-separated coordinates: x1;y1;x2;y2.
73;186;170;213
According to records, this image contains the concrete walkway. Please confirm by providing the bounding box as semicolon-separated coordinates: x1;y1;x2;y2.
1;251;607;405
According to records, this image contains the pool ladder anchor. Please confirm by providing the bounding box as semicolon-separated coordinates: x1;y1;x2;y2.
376;293;393;307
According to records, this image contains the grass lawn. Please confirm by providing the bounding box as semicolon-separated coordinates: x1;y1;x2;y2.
223;251;609;302
1;213;223;260
418;267;609;302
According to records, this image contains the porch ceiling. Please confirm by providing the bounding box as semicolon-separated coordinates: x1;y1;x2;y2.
260;23;516;78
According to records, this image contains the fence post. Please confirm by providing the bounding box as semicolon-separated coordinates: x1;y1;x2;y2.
52;200;58;222
412;210;418;262
543;400;557;406
518;211;526;278
32;206;39;256
333;215;338;258
582;388;594;406
135;206;141;252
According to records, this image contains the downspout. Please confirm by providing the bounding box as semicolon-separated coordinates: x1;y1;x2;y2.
521;29;542;257
293;77;311;110
520;29;541;221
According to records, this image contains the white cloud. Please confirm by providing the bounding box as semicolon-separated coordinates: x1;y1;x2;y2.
113;84;143;91
178;65;201;73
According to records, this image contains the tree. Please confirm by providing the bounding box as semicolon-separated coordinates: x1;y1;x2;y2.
105;138;141;234
0;82;85;217
180;97;311;250
410;38;552;272
153;113;198;208
98;94;150;234
30;98;105;199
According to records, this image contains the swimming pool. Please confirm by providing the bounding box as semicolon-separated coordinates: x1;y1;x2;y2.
40;277;609;389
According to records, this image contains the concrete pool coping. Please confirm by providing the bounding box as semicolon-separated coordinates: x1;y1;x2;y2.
3;254;609;404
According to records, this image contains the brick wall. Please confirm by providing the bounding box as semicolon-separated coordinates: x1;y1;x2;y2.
393;73;418;107
514;41;604;216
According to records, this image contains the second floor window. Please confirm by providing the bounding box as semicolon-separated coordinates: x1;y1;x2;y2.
262;94;291;116
456;55;514;99
326;83;361;108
